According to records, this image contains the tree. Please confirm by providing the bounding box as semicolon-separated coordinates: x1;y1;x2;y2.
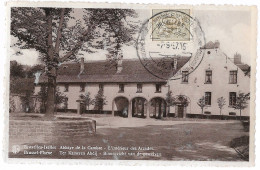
27;64;45;78
197;96;206;114
10;60;25;78
87;9;139;69
232;92;250;120
83;92;93;113
11;8;139;117
37;83;48;113
165;90;174;116
54;87;67;113
93;89;107;114
217;97;226;118
37;85;67;113
9;96;16;113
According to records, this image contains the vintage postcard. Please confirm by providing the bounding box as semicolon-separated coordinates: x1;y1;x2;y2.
5;1;257;166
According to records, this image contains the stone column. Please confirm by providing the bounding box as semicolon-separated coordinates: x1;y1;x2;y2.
128;101;132;118
146;101;150;119
76;100;81;115
135;98;138;117
112;100;115;116
166;105;169;117
183;106;187;118
175;106;178;117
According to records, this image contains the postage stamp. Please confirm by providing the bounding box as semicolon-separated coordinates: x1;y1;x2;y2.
4;1;257;166
152;9;191;41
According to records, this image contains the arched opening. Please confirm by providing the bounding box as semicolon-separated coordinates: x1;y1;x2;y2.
149;97;167;119
131;97;148;118
173;95;189;118
113;97;129;117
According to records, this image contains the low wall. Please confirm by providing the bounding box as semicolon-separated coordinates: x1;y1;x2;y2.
9;118;96;145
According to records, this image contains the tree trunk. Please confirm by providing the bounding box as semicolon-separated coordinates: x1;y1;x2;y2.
45;76;56;117
240;109;242;120
44;9;56;118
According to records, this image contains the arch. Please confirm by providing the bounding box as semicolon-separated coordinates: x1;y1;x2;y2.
172;95;191;118
131;97;148;118
129;95;149;103
112;96;129;117
149;97;167;119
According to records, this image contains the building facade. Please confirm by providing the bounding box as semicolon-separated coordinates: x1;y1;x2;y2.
36;42;250;118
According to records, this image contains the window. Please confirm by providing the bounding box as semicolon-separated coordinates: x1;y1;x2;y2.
155;84;161;93
119;84;124;93
137;84;142;93
229;92;236;106
229;71;237;84
99;84;104;90
229;112;236;116
182;71;189;83
205;70;212;84
64;84;69;92
205;92;211;105
80;83;85;92
204;111;211;115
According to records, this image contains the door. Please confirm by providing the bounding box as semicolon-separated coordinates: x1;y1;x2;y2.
178;105;184;118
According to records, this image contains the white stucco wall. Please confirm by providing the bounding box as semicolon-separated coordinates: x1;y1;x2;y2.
35;82;168;111
169;48;250;116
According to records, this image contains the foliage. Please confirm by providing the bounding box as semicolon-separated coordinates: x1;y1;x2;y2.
26;64;45;78
9;96;16;112
55;87;67;106
37;84;67;112
217;97;226;115
83;92;94;112
231;92;250;119
10;60;25;78
86;9;140;69
93;89;107;113
37;84;48;112
165;90;174;106
197;96;206;114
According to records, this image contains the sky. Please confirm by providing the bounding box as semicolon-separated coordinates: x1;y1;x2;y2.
10;8;252;65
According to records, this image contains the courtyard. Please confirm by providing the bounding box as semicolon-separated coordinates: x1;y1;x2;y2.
9;113;249;161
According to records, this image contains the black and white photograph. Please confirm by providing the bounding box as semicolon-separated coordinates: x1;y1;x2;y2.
5;1;256;165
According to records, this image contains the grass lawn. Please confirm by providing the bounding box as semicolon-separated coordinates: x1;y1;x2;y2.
9;118;248;161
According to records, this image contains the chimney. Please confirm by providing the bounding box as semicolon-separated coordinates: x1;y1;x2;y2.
234;53;241;64
214;40;220;49
173;58;178;70
116;53;123;73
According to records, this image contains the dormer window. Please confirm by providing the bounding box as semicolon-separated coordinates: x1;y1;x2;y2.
205;70;212;84
137;84;142;93
119;84;124;93
155;84;161;93
80;83;85;92
99;84;104;91
64;84;69;92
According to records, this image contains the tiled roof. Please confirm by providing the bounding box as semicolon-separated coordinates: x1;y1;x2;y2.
39;58;190;83
236;64;250;72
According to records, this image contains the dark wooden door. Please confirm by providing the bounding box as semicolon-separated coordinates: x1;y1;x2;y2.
178;105;184;118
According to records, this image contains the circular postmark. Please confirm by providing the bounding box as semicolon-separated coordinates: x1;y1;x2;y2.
136;10;206;80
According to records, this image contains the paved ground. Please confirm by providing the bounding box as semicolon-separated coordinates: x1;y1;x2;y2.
9;114;248;161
